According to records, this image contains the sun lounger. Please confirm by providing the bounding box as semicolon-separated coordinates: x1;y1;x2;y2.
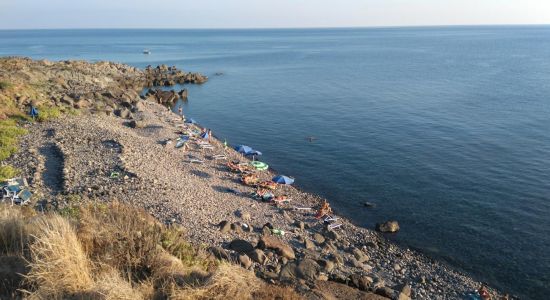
328;223;342;230
15;189;32;205
212;154;227;160
293;207;312;211
272;198;291;204
189;159;205;164
324;215;339;223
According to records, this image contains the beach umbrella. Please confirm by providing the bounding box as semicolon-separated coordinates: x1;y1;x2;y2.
245;149;262;161
200;131;209;139
185;118;197;124
235;145;253;154
245;150;262;156
272;175;294;185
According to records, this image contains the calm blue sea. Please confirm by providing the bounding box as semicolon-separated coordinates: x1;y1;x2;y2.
1;26;549;299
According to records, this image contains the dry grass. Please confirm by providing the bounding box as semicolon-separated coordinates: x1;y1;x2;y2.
0;205;28;256
252;285;304;300
0;202;303;300
93;268;144;300
24;215;94;298
169;263;261;300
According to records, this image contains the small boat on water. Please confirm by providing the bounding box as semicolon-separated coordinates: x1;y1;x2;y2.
143;49;151;55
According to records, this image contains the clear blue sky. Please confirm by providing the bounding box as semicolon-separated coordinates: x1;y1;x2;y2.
0;0;549;29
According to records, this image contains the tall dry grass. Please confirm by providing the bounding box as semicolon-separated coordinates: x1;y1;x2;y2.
0;204;28;256
0;202;303;300
24;215;94;298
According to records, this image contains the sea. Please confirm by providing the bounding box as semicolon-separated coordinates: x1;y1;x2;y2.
1;26;549;299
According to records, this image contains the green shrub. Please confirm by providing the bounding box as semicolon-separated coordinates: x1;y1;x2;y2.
36;106;62;122
0;81;12;90
58;206;81;219
0;119;28;161
0;165;20;182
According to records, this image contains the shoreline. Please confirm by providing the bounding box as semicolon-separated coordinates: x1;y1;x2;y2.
1;57;507;299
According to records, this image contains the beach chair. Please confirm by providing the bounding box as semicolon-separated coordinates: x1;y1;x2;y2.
14;189;32;205
272;198;292;204
293;206;313;211
3;185;20;200
324;215;339;223
327;223;342;230
212;154;227;160
189;159;205;164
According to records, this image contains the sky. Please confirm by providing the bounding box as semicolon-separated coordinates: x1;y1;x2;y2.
0;0;549;29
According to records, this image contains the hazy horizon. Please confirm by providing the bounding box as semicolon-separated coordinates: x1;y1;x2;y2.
1;0;549;30
1;24;550;31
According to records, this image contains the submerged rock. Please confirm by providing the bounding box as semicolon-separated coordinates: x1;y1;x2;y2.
376;220;400;233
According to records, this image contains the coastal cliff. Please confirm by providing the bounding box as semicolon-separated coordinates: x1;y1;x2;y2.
0;57;504;299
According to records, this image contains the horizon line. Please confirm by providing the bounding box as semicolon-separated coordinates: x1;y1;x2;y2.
1;23;549;31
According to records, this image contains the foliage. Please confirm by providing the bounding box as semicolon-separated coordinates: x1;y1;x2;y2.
0;81;12;90
0;165;20;182
0;119;28;161
0;202;301;299
36;105;62;122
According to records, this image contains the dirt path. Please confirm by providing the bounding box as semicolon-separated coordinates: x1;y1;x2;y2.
38;143;64;194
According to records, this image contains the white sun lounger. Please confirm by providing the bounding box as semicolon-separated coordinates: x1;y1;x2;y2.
328;223;342;230
188;159;205;164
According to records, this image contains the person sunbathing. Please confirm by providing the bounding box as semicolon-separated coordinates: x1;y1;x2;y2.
226;162;240;172
478;285;492;300
271;195;290;204
258;181;277;190
241;174;259;185
255;189;274;201
315;201;332;219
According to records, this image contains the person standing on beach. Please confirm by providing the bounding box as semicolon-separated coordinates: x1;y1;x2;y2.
178;106;183;120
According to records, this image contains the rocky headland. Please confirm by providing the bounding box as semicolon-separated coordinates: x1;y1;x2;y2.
0;57;506;299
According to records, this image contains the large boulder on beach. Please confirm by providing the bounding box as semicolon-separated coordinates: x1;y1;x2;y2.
248;249;267;264
349;274;373;291
229;239;254;254
115;107;132;119
128;120;146;129
279;258;320;282
258;235;295;260
134;100;146;112
376;221;400;233
207;246;230;260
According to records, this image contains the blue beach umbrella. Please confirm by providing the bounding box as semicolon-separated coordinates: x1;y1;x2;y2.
200;131;209;139
272;175;294;185
235;145;253;154
245;150;262;156
245;149;262;161
185;118;197;124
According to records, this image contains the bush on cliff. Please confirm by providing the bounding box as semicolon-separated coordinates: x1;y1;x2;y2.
0;81;12;90
0;202;303;299
0;119;28;162
36;105;62;122
0;165;20;182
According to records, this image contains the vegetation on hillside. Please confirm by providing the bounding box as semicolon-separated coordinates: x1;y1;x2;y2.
0;202;302;299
